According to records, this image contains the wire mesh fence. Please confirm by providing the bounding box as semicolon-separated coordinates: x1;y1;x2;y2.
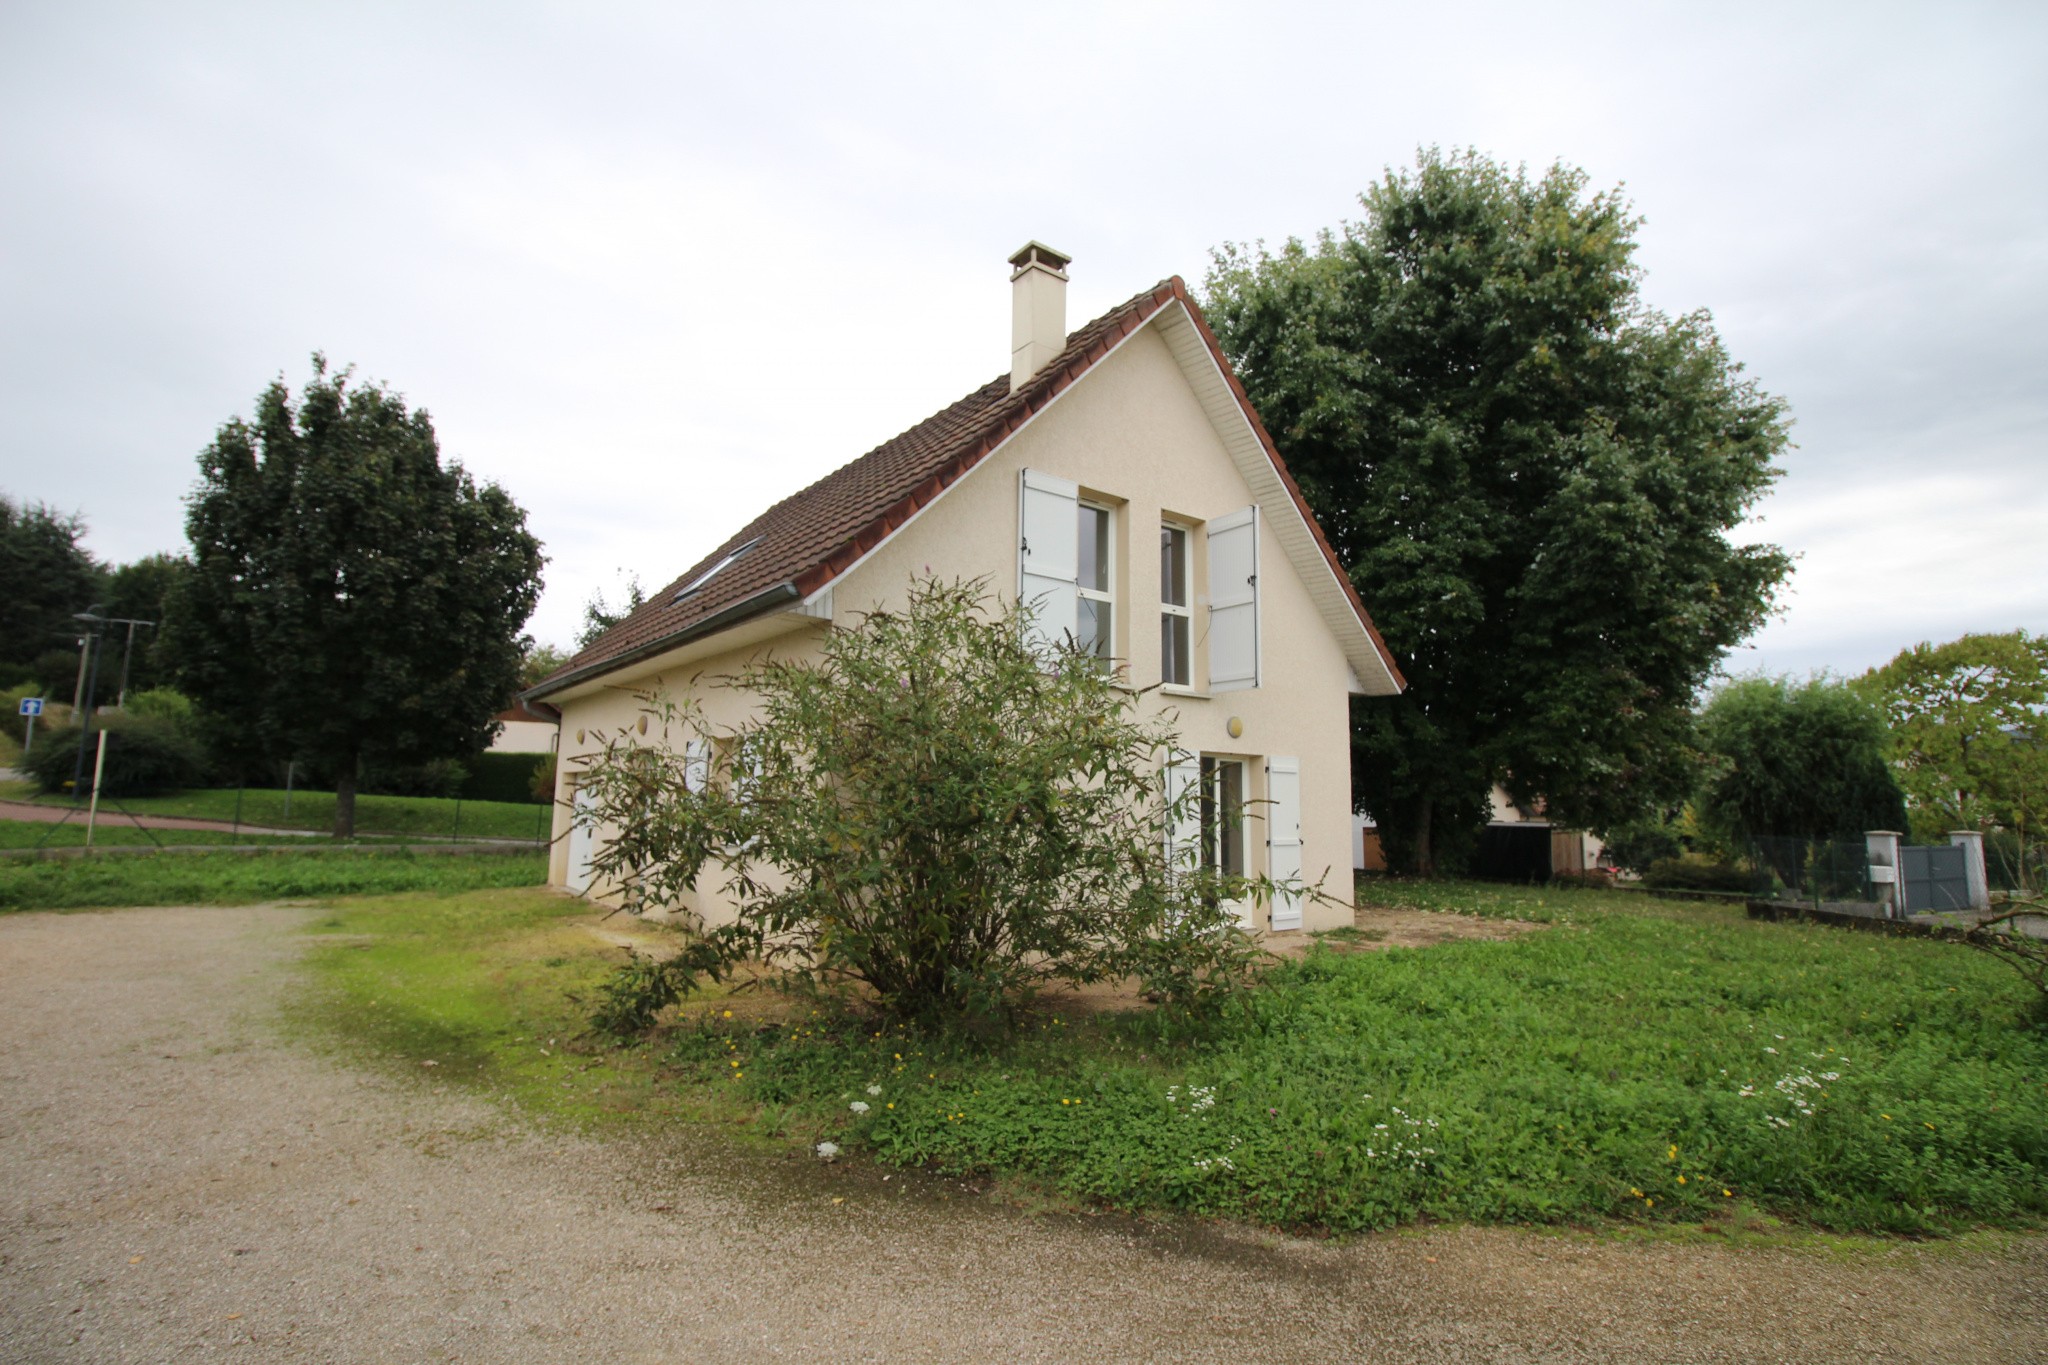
1745;836;1873;903
1985;832;2046;895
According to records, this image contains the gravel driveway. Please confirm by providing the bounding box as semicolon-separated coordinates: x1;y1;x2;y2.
2;904;2043;1364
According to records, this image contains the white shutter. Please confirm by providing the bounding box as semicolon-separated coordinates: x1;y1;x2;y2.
1265;755;1302;930
1207;506;1259;692
567;784;597;895
683;739;710;794
1163;751;1201;873
1018;468;1079;654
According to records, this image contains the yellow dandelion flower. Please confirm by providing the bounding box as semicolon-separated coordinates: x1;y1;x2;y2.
1723;1189;1733;1198
722;1010;732;1018
1677;1176;1687;1185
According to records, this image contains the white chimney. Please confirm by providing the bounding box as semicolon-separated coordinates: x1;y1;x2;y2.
1008;241;1071;392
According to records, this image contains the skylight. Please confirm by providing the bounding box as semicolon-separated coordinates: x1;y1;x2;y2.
673;536;764;602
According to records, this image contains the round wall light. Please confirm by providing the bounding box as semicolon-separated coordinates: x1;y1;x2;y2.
1226;716;1244;740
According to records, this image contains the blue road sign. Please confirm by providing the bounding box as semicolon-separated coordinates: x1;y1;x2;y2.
18;697;42;717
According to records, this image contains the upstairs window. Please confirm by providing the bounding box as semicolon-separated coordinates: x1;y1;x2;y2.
1160;522;1191;686
1076;501;1114;668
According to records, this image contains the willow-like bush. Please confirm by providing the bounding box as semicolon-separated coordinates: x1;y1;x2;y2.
575;578;1270;1028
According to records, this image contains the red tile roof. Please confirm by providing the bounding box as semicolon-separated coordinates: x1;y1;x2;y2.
529;277;1402;698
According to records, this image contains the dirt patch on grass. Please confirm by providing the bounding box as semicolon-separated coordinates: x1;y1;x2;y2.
1270;905;1548;958
638;903;1547;1025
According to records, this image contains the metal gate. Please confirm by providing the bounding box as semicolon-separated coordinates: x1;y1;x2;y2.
1901;844;1969;912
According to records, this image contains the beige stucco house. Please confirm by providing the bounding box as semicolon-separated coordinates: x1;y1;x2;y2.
526;244;1404;934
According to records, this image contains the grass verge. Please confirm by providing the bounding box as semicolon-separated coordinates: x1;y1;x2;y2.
0;817;312;850
287;886;704;1130
287;877;2048;1238
0;847;546;911
11;786;553;841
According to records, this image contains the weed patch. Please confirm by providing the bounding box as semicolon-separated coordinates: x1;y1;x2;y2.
676;885;2048;1235
284;877;2048;1238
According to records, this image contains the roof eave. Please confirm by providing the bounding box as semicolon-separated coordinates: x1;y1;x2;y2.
522;582;801;703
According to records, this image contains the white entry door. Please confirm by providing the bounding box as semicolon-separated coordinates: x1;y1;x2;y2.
567;785;596;895
1265;756;1303;930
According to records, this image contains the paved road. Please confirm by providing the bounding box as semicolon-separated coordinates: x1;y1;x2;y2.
2;905;2044;1364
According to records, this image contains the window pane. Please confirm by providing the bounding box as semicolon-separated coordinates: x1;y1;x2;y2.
1078;506;1111;593
1161;611;1190;686
1199;757;1218;873
1160;524;1187;607
1219;761;1245;877
1201;759;1246;878
1077;597;1111;665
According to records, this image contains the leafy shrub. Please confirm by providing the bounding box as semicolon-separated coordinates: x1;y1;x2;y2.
1601;815;1686;874
1642;855;1753;894
587;940;737;1040
3;683;70;746
22;715;208;796
528;751;557;803
576;578;1270;1029
459;751;551;804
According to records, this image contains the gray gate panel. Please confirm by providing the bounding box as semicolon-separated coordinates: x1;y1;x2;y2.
1902;844;1969;913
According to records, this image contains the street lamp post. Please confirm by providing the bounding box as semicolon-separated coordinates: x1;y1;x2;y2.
70;612;107;801
108;617;155;711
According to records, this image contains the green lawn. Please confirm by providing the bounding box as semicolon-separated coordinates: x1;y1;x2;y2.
0;847;547;912
12;786;553;841
290;877;2048;1237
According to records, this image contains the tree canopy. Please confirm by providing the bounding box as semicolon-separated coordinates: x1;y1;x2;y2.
1855;631;2048;841
166;357;545;837
1204;148;1790;871
0;494;101;691
100;552;190;697
1695;676;1906;845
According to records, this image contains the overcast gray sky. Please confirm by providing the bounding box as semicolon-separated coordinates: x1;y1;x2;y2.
3;1;2042;677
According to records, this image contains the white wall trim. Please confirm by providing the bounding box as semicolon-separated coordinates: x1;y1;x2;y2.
1151;302;1400;697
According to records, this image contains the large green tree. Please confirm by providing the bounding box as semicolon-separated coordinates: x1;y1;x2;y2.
1854;631;2048;842
166;358;544;837
1695;676;1906;846
0;494;101;690
1205;149;1791;870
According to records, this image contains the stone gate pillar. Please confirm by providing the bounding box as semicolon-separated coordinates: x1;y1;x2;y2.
1866;830;1903;918
1948;830;1991;911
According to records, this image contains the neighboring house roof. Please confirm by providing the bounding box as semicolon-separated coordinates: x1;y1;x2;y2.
529;276;1403;700
493;698;560;725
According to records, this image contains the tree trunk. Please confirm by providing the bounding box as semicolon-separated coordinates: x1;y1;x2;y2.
1413;799;1435;878
334;759;358;840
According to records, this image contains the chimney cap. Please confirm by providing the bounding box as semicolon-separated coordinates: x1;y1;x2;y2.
1008;240;1072;278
